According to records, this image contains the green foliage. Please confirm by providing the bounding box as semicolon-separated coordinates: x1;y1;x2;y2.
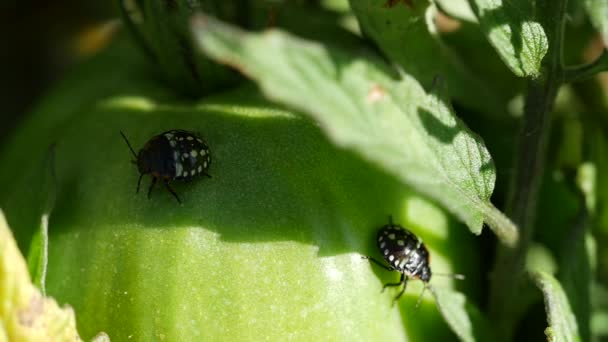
531;271;581;341
192;15;516;244
431;286;494;342
118;0;240;95
468;0;548;77
348;0;505;113
1;0;608;341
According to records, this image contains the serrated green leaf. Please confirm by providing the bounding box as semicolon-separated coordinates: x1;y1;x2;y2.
584;0;608;45
468;0;549;77
430;286;494;342
0;209;88;341
348;0;504;114
530;270;581;342
192;15;517;245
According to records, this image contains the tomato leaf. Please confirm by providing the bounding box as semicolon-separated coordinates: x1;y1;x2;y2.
192;15;517;244
530;270;582;341
348;0;504;114
431;286;495;342
467;0;549;77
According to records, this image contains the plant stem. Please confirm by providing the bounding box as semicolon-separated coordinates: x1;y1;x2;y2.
487;0;568;338
564;49;608;83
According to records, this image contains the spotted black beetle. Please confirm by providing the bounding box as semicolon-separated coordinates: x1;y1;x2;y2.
120;129;211;203
363;217;464;307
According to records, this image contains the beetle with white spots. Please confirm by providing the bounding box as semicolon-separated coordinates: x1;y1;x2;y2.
363;217;464;308
120;129;211;203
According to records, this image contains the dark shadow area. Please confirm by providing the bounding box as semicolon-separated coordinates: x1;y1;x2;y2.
418;108;459;144
0;1;116;146
399;295;457;341
535;159;590;341
514;301;549;341
437;11;525;112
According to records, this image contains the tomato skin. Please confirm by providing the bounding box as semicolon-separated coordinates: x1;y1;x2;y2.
0;39;479;341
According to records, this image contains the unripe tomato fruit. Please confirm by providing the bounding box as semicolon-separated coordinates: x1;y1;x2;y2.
0;38;480;341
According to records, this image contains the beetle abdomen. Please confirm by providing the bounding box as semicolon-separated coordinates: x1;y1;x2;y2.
162;130;211;181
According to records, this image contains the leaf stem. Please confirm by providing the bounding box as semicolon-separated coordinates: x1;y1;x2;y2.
487;0;569;338
564;49;608;83
482;203;518;247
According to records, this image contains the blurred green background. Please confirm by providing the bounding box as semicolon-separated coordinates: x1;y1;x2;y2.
0;1;115;143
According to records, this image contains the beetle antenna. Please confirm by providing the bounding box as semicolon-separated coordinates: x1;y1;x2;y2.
412;284;428;313
433;273;465;280
120;131;138;160
412;275;463;313
388;215;393;225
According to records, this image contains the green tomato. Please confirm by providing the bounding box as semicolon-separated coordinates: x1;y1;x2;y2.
0;38;479;341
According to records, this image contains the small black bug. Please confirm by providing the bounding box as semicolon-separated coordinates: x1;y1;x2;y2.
364;217;464;308
120;129;211;203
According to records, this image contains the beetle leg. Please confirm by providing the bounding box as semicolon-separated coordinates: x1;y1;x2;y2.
136;173;143;193
362;256;395;272
413;284;428;312
391;275;408;306
163;179;181;204
383;273;405;292
148;177;157;199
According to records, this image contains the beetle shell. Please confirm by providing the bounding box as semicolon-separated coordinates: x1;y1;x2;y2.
162;130;209;180
137;130;211;181
121;129;211;203
377;223;432;282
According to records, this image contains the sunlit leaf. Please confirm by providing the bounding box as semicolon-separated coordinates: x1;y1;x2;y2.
192;14;517;245
431;286;494;342
468;0;548;77
530;271;581;342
